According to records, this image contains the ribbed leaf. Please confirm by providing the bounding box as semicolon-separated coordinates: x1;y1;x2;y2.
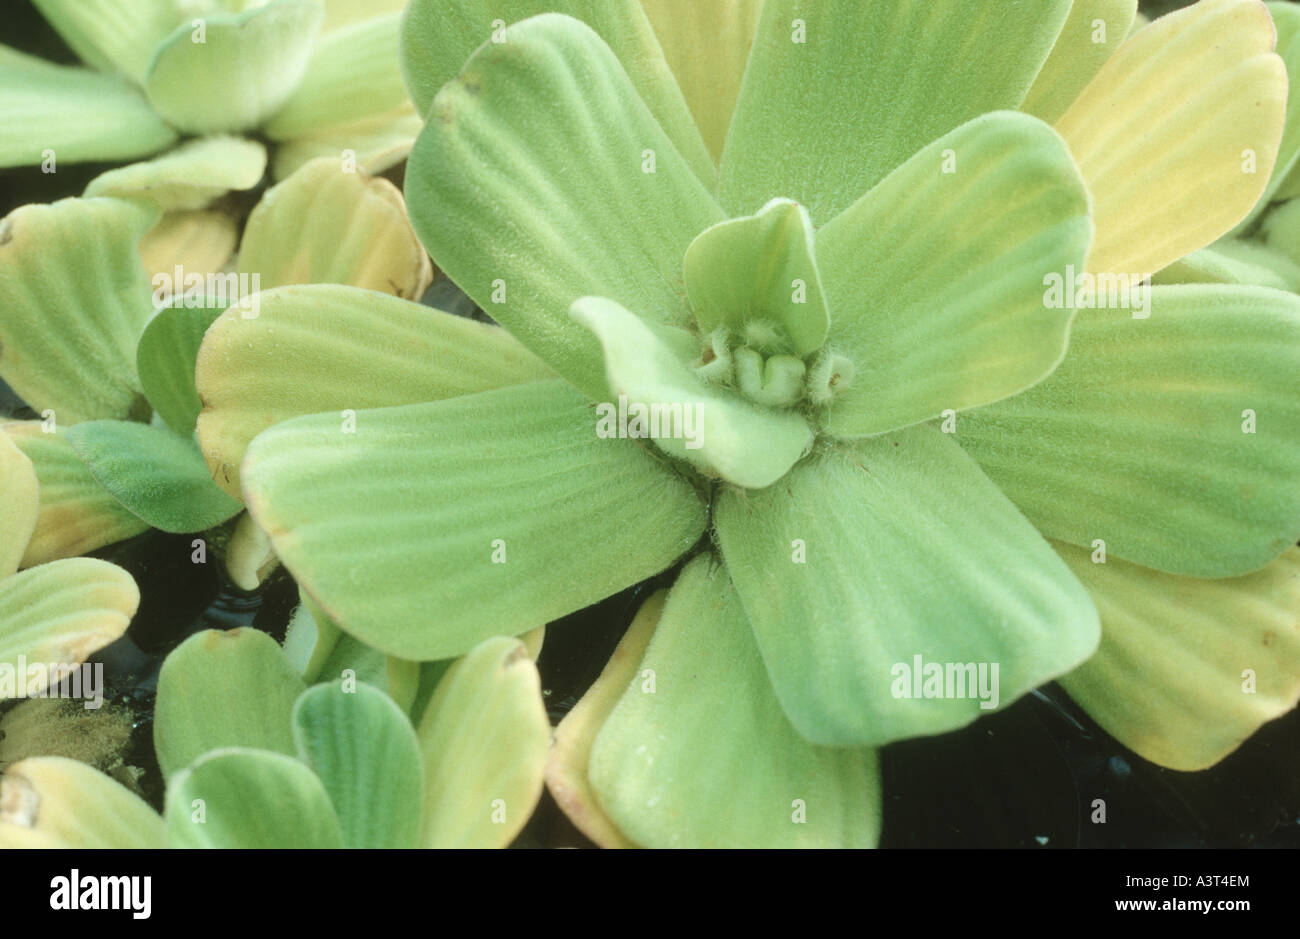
417;636;549;848
0;757;163;849
136;298;227;436
242;380;707;660
165;748;342;848
1054;0;1285;275
0;54;177;167
138;208;238;285
403;13;725;400
572;296;812;489
2;422;148;568
959;285;1300;577
1020;0;1137;124
589;556;881;847
195;284;554;497
263;12;408;141
683;197;828;356
0;431;37;578
145;0;323;135
236;158;432;297
153;628;306;781
292;682;422;849
31;0;183;84
400;1;713;183
816;112;1092;438
64;420;242;534
0;558;138;700
714;429;1100;747
546;590;663;849
1058;544;1300;771
0;197;157;423
84;136;267;211
639;0;761;162
1234;1;1300;230
719;0;1072;222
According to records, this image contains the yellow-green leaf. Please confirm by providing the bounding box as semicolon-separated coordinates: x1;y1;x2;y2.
236;157;432;297
1058;544;1300;771
0;558;138;700
0;757;163;849
1054;0;1285;275
2;422;148;568
417;636;550;848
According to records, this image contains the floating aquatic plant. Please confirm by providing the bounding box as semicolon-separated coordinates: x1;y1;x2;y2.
183;0;1300;847
2;0;1299;851
0;0;417;179
0;627;549;848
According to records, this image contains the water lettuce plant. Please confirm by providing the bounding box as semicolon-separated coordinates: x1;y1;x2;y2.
0;155;431;592
177;0;1300;847
0;0;416;180
3;0;1300;850
0;429;138;712
0;627;549;848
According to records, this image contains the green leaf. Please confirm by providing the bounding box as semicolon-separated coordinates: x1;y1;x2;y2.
959;284;1300;578
571;296;812;488
1053;0;1284;276
0;197;158;423
683;197;828;356
588;556;880;848
283;596;341;680
403;12;725;401
263;12;408;142
195;284;553;498
316;633;389;690
718;0;1073;222
547;589;663;848
154;628;307;781
714;428;1100;747
64;420;242;534
0;757;163;849
639;0;761;162
292;682;423;848
144;0;324;135
1260;188;1300;265
242;380;707;660
1154;239;1300;292
417;636;550;848
31;0;184;84
0;54;178;168
816;112;1092;438
165;747;342;848
236;157;432;297
84;136;268;211
0;430;38;578
0;558;138;700
2;422;148;568
136;297;227;436
1057;544;1300;771
1233;1;1300;231
1020;0;1137;125
400;1;713;183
